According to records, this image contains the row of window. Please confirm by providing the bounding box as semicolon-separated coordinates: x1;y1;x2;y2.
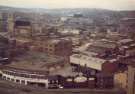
3;70;47;79
3;76;27;84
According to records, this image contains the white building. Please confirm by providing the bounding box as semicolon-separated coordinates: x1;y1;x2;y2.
1;69;49;88
70;54;118;72
70;54;105;71
58;29;80;35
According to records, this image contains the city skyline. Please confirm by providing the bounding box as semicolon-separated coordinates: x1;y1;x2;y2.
0;0;135;10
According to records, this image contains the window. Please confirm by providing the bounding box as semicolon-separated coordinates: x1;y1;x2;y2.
7;77;10;80
3;76;6;79
11;79;14;82
49;45;53;47
21;80;25;84
16;79;20;83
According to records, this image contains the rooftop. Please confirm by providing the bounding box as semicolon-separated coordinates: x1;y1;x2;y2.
86;40;117;54
92;40;117;49
35;38;71;45
70;54;106;70
86;45;107;54
122;18;135;21
118;39;133;44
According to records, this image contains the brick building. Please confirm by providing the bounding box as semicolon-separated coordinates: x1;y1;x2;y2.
14;19;32;38
31;39;72;63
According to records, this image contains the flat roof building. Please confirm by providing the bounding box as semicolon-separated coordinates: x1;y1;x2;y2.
70;54;118;73
31;39;72;56
14;19;32;38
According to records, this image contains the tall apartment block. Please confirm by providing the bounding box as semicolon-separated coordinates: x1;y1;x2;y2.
127;65;135;94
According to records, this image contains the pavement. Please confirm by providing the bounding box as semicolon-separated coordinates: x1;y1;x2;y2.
0;79;126;94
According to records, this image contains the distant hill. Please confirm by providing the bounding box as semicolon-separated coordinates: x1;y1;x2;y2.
0;5;135;19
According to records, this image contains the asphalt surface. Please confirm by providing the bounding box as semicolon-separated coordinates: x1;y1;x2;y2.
0;79;126;94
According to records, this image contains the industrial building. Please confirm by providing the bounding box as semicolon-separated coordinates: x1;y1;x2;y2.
70;53;118;73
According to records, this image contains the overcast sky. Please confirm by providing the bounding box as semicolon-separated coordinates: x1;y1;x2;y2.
0;0;135;10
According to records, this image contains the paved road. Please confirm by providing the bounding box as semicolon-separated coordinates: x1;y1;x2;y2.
0;79;126;94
